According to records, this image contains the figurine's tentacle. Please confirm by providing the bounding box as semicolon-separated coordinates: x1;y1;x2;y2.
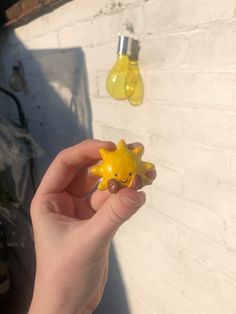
130;174;143;190
90;165;102;176
108;179;123;193
99;148;110;160
98;179;108;191
145;169;157;181
143;161;155;171
117;139;127;150
143;175;153;186
132;145;144;157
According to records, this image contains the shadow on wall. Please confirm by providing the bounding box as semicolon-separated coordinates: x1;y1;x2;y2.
0;32;130;314
95;244;131;314
14;47;94;181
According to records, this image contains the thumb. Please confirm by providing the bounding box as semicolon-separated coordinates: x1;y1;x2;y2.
89;188;146;241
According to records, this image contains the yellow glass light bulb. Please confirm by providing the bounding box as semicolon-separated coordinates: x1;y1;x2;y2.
106;54;136;100
128;60;144;106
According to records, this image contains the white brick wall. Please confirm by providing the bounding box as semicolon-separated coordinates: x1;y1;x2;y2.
1;0;236;313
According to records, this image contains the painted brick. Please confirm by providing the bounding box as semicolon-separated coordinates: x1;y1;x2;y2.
96;72;108;98
129;295;174;314
156;165;183;196
184;22;236;70
92;99;185;139
59;17;116;48
151;137;229;182
91;121;103;139
183;174;236;251
46;0;139;32
22;32;59;51
184;281;235;314
182;110;235;150
88;74;98;98
45;0;83;31
134;277;201;314
230;154;236;185
140;33;186;70
58;7;144;48
144;72;234;110
178;225;236;281
182;256;220;298
149;137;184;170
128;294;161;314
218;276;236;312
84;44;116;73
114;206;180;267
152;188;225;244
116;237;201;314
128;208;236;310
59;5;144;48
119;252;187;312
181;144;229;182
144;0;235;34
99;124;152;147
224;218;236;256
119;207;236;311
7;16;47;44
183;173;236;214
46;0;107;30
133;209;229;290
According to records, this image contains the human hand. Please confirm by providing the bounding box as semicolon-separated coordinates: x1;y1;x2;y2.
29;139;156;314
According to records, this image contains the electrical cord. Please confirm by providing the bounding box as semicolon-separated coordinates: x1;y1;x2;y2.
0;84;36;192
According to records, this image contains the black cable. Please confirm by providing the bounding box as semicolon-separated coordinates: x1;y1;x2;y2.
0;85;36;192
0;85;27;129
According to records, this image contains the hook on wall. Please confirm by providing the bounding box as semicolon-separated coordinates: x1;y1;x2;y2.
124;21;134;34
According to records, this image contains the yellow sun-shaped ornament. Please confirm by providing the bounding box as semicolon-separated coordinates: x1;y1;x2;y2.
90;139;155;193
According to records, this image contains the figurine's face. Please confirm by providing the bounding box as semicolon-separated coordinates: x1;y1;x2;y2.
105;150;137;187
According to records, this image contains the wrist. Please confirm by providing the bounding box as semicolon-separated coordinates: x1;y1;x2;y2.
29;290;85;314
29;292;87;314
29;271;87;314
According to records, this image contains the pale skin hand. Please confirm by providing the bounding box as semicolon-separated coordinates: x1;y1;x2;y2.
29;139;156;314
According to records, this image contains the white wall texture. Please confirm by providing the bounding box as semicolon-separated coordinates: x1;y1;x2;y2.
1;0;236;313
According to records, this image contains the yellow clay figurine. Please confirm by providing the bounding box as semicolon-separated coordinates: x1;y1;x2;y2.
90;139;155;193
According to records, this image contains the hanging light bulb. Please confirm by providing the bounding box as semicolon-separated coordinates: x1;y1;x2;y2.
9;61;25;92
128;38;144;106
128;60;144;106
106;34;136;100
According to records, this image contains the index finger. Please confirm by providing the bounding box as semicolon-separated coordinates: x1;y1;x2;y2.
37;139;115;195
